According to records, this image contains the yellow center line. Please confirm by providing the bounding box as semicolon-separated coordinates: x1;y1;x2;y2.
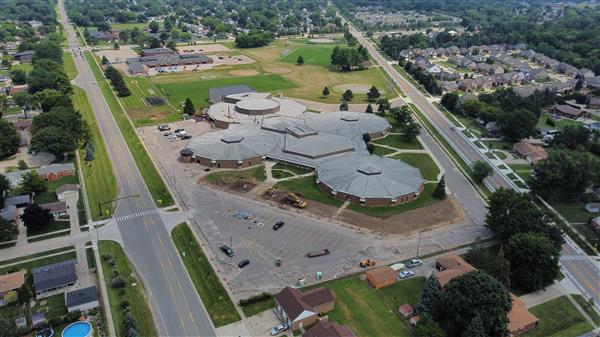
565;261;600;298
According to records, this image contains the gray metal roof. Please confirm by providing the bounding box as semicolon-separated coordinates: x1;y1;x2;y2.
305;111;391;138
0;205;16;221
32;259;77;292
209;85;255;103
126;57;145;74
37;163;75;175
66;286;99;308
4;171;23;187
3;195;29;207
187;127;281;161
283;132;354;159
316;154;424;199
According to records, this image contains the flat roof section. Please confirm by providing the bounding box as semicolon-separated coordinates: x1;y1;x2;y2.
235;98;280;114
305;111;391;138
283;132;354;159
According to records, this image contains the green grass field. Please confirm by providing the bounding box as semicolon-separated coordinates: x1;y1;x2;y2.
85;52;174;207
121;76;178;126
271;162;312;175
552;201;599;224
73;87;118;219
523;296;592;337
372;145;397;156
377;277;426;309
373;135;424;150
99;241;158;337
346;183;439;218
63;51;78;80
171;223;240;327
154;74;297;109
508;164;533;182
392;153;440;181
10;63;32;73
280;45;336;67
303;276;411;337
572;294;600;325
275;176;344;207
0;249;76;274
240;297;275;317
110;22;151;30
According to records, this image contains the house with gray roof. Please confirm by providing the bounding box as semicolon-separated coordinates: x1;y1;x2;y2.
66;286;99;313
3;195;29;208
32;259;77;298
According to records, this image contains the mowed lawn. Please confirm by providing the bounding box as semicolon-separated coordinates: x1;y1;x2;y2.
373;135;424;150
63;51;77;80
304;276;411;337
99;241;158;337
280;45;337;67
392;153;440;181
171;223;240;327
523;295;592;337
275;176;344;207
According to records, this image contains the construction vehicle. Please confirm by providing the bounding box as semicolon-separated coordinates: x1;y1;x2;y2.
266;186;278;196
306;249;330;258
359;259;376;268
286;192;308;208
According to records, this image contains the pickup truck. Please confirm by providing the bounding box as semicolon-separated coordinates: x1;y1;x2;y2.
306;249;330;258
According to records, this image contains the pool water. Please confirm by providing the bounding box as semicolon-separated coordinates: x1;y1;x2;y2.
62;322;92;337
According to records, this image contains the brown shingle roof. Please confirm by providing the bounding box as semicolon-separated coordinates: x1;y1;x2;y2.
303;321;356;337
508;295;539;334
274;286;334;321
0;270;26;293
365;266;396;288
301;288;335;308
41;201;67;213
554;104;582;117
435;255;476;286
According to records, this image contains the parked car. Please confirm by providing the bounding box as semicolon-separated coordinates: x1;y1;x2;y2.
163;132;173;137
270;323;289;335
220;245;234;257
407;258;422;268
158;124;170;131
180;134;192;140
238;259;250;268
167;134;177;140
306;249;330;258
273;221;284;230
174;128;185;133
399;270;414;279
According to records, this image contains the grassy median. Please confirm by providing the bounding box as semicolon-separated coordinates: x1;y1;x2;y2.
84;52;174;207
99;241;158;337
523;295;592;337
171;223;240;327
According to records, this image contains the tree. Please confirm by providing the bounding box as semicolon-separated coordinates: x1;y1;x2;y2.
441;92;459;112
365;103;373;113
9;69;27;84
362;133;371;144
402;122;421;142
183;98;195;115
101;55;109;65
552;125;590;150
17;160;28;171
488;247;511;289
30;126;77;156
339;101;349;111
377;97;391;113
17;283;32;304
0;119;20;160
342;89;354;102
506;232;561;292
367;86;381;101
414;315;446;337
20;203;53;231
19;171;46;195
85;141;95;161
322;86;330;97
0;217;18;242
530;149;600;201
472;161;492;184
35;89;72;112
0;317;16;337
113;42;120;50
149;21;160;33
33;39;63;64
497;109;537;141
0;174;9;208
444;271;512;337
416;273;445;320
433;176;446;199
366;143;375;154
296;55;304;65
463;315;487;337
0;95;7;117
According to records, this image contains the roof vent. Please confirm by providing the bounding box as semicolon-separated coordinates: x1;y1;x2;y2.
357;163;382;175
341;116;359;122
221;135;244;143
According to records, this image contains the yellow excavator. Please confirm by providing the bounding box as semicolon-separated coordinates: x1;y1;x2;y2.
359;259;376;268
266;186;278;196
287;192;308;208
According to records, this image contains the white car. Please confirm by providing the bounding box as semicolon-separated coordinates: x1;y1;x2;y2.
407;258;422;268
270;323;289;335
399;270;414;279
167;134;177;140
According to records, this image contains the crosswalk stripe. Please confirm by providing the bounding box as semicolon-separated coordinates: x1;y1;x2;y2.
115;209;159;222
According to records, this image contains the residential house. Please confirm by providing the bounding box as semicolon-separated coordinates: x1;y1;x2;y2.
591;216;600;233
474;76;494;90
437;71;461;81
557;62;578;77
447;46;460;55
441;81;459;92
12;120;32;131
303;321;355;337
36;163;75;182
491;64;505;75
434;48;448;57
399;49;412;59
476;63;492;75
9;84;28;95
0;270;26;306
13;50;34;64
468;54;484;63
529;68;549;81
458;79;476;92
365;266;397;289
41;201;67;218
0;205;18;223
513;141;548;164
435;255;539;337
552;104;584;119
56;184;79;201
587;97;600;109
447;55;464;66
426;64;442;74
3;195;30;208
585;203;600;213
66;286;100;313
465;61;478;71
549;80;577;94
519;50;536;60
485;121;502;137
585;76;600;91
274;286;335;330
413;56;430;71
32;259;78;298
583;122;600;132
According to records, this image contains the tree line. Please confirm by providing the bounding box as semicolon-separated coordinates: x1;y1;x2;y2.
330;45;369;71
104;66;132;97
400;59;442;95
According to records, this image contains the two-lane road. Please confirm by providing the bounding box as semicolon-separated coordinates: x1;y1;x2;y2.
343;18;600;312
57;1;216;335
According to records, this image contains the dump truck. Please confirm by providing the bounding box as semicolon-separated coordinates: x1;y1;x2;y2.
286;192;307;208
359;259;376;268
306;249;330;258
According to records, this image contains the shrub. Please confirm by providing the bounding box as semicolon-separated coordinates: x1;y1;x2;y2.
239;292;273;306
110;276;126;289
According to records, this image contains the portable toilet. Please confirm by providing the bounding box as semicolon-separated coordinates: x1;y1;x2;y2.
316;271;322;280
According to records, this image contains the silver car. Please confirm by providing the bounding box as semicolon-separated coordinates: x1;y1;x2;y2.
270;323;289;335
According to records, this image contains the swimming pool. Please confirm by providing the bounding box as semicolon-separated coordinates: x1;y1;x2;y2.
62;321;93;337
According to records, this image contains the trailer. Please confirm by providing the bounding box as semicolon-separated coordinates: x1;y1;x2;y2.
306;249;330;258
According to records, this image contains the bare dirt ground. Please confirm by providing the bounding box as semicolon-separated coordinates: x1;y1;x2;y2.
229;69;259;76
332;83;371;94
263;66;293;74
94;46;138;63
338;196;465;235
178;43;230;54
309;38;335;43
210;54;255;66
